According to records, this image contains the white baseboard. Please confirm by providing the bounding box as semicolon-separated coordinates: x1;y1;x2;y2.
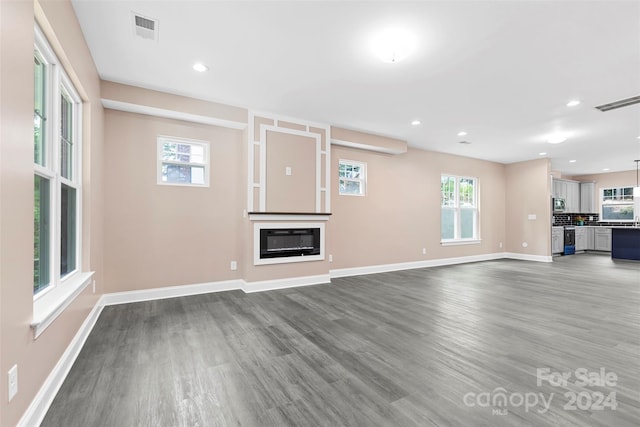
504;252;553;263
101;279;244;306
18;300;104;427
330;252;507;278
242;274;331;293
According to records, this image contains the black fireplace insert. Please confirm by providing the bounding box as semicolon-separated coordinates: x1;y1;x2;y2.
260;228;321;259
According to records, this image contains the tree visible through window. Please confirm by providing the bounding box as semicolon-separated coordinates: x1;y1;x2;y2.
158;137;209;186
441;175;478;241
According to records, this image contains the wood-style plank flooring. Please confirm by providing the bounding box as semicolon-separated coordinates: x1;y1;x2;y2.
42;254;640;426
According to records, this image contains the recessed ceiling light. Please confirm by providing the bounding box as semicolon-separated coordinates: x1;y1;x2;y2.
603;168;610;171
566;100;581;107
539;152;547;156
371;28;416;63
569;159;577;163
637;136;640;139
457;131;467;136
411;120;421;126
192;63;208;72
547;134;568;144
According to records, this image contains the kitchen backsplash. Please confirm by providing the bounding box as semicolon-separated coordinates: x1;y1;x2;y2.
552;213;600;226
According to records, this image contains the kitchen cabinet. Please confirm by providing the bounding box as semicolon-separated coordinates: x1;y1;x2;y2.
552;178;580;212
553;179;567;200
580;182;596;213
575;227;588;251
594;228;612;252
552;227;564;254
586;227;594;250
567;182;580;212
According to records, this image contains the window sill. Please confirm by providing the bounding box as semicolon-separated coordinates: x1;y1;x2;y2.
440;239;482;246
32;271;94;339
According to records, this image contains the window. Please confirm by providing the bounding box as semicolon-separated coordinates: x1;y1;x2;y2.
33;26;82;296
441;175;479;242
157;136;210;186
601;186;634;221
338;160;366;196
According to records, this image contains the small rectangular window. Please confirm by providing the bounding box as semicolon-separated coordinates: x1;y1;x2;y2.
158;136;210;187
338;159;366;196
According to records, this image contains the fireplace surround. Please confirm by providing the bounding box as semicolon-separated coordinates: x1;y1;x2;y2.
254;222;325;265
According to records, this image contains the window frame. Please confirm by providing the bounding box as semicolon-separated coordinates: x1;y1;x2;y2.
338;159;366;196
440;174;480;245
157;136;210;187
32;24;92;338
600;186;635;222
34;25;84;299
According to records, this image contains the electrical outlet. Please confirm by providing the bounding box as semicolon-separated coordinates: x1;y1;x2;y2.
499;242;503;248
589;215;593;221
230;261;237;271
422;248;426;255
8;365;17;401
285;166;292;176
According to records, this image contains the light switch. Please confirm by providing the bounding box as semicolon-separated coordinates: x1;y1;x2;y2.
285;167;292;176
528;214;537;220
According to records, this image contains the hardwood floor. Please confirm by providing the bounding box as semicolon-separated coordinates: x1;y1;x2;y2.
42;254;640;426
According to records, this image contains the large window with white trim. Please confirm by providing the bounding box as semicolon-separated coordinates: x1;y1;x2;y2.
601;186;634;221
34;27;82;296
157;136;210;186
441;175;479;242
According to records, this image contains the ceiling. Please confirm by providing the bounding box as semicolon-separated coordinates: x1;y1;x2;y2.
71;0;640;176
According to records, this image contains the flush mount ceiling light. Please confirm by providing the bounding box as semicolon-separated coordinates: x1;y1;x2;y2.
411;120;421;126
539;152;547;156
371;28;416;63
547;134;568;144
569;159;577;163
566;100;581;107
603;168;610;171
457;131;467;136
192;63;208;72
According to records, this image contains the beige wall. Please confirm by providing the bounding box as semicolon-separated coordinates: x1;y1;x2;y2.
103;110;244;292
504;158;552;256
329;146;508;269
0;1;104;425
265;130;316;212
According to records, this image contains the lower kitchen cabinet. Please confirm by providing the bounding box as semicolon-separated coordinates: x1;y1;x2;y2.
552;227;564;254
575;227;587;251
594;228;612;252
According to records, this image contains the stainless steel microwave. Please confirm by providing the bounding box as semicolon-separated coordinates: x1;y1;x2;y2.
553;198;565;212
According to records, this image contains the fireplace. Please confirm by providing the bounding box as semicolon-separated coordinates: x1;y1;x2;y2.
254;223;324;265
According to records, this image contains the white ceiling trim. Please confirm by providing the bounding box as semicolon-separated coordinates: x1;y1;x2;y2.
331;138;406;155
101;99;248;130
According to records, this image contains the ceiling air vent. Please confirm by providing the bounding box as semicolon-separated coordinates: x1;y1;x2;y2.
132;13;158;41
595;95;640;112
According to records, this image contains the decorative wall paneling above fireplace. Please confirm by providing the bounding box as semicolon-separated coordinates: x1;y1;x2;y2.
248;112;331;213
